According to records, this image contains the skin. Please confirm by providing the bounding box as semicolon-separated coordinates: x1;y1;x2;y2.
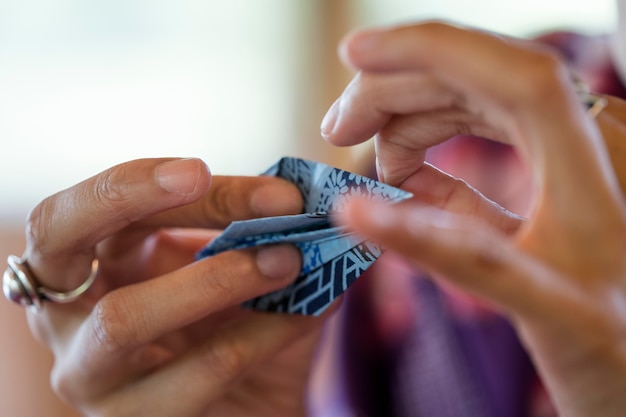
322;22;626;417
19;21;626;417
23;157;331;417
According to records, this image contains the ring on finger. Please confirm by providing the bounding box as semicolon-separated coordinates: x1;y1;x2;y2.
573;76;608;118
2;255;98;312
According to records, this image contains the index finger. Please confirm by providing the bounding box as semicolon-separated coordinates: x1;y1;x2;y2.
23;158;302;294
98;175;304;266
138;175;303;229
23;158;211;292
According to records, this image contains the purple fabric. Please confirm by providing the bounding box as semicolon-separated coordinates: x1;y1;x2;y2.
340;272;396;416
451;297;534;417
340;276;535;417
392;278;490;417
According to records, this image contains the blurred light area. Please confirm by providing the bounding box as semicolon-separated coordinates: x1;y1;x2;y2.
0;0;617;216
358;0;616;35
0;0;304;216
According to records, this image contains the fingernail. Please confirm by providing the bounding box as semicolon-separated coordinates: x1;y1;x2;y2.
320;98;340;140
256;245;301;280
251;181;303;217
156;158;203;194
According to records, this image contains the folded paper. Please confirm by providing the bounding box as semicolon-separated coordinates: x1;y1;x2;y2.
197;157;412;316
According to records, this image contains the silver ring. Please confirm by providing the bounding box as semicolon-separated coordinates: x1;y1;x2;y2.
582;93;608;118
2;255;98;312
573;77;608;118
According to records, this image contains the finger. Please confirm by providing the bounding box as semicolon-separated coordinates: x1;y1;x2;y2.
99;228;220;292
102;312;325;417
341;199;626;417
139;229;220;277
321;71;464;146
56;245;302;397
28;227;217;349
24;158;211;291
138;175;304;229
596;95;626;192
320;69;502;185
374;109;500;185
97;175;304;263
401;163;524;235
338;199;580;322
338;22;623;221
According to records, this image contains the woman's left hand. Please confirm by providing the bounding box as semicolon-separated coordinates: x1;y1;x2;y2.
18;158;327;417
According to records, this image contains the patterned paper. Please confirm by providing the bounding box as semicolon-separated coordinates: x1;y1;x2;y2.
197;157;412;316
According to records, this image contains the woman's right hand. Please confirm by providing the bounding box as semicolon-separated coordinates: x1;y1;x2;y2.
19;157;327;416
324;22;626;417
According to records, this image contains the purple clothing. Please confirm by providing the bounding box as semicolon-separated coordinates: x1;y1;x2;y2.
340;275;534;417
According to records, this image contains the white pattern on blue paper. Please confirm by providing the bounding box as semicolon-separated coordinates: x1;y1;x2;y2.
196;157;412;316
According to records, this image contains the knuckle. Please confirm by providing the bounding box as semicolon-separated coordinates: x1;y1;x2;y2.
202;274;237;300
507;51;570;109
461;228;513;280
414;21;450;37
148;229;178;253
399;21;456;46
89;293;140;353
450;119;473;138
50;362;87;407
86;397;133;417
440;176;473;208
449;223;507;275
471;240;506;274
200;337;249;380
51;366;129;417
26;313;52;346
202;181;237;225
25;197;56;255
92;166;132;212
197;254;254;300
50;364;72;403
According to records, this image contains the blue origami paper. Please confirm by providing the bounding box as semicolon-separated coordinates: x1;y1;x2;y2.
196;157;412;316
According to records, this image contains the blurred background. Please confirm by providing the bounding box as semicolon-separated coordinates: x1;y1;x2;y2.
0;0;615;415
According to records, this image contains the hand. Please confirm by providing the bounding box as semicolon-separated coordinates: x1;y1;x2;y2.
23;157;327;417
324;22;626;417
